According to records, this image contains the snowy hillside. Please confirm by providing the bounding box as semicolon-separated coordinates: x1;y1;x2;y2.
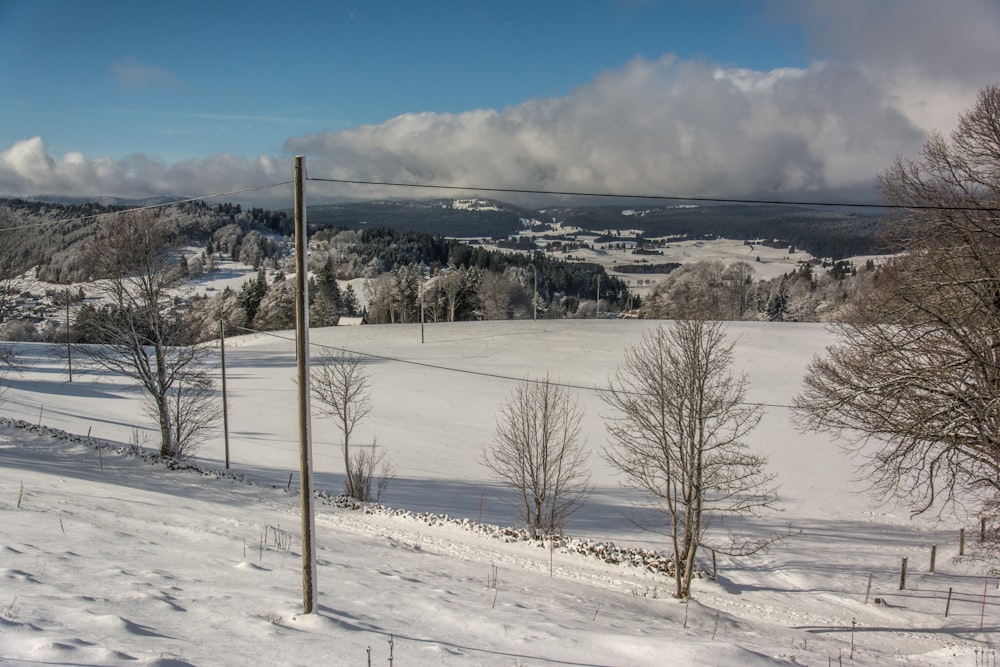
0;320;996;666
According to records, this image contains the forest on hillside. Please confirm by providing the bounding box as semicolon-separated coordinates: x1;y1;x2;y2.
0;196;882;346
0;198;632;342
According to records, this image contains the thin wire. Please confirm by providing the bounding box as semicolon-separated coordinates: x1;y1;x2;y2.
229;323;793;410
305;176;1000;212
0;180;294;233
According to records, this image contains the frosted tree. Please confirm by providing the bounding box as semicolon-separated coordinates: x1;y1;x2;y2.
795;85;1000;521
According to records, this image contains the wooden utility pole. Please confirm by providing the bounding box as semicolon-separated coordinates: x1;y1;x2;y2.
65;289;72;382
532;263;537;321
219;319;231;469
596;274;601;319
294;155;318;614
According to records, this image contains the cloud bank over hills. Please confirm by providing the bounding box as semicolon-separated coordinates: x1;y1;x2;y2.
1;1;996;206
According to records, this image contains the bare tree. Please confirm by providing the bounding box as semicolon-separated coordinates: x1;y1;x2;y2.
311;351;375;500
0;223;19;390
482;375;591;537
643;261;728;320
77;210;217;458
720;261;758;319
0;219;25;372
437;267;467;322
602;320;777;599
162;373;221;460
0;345;14;405
477;271;515;320
794;85;1000;517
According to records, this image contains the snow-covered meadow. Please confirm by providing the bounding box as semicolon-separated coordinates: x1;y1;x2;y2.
1;319;997;666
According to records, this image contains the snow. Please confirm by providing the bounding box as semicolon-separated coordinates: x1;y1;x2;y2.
450;199;501;212
0;319;996;666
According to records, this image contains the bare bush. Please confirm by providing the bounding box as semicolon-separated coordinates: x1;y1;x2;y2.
349;439;395;503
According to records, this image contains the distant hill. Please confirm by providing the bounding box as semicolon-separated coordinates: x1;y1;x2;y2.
307;199;885;259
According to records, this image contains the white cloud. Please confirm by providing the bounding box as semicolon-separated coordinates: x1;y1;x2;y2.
2;0;997;206
112;57;180;89
0;136;289;202
285;56;926;203
772;0;1000;133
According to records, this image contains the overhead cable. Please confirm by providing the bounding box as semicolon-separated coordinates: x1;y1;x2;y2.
229;324;792;410
307;176;987;211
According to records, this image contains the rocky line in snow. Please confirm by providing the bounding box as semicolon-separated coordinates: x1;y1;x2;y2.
1;416;686;580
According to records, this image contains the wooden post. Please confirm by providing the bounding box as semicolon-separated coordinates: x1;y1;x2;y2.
945;587;953;617
219;320;231;470
712;550;718;580
960;528;966;556
294;155;318;614
981;579;988;631
929;544;936;574
899;556;908;590
549;537;554;578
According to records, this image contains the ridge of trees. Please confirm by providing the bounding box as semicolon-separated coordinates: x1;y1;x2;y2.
0;198;289;284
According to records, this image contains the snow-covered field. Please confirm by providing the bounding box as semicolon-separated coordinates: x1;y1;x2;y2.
1;319;996;666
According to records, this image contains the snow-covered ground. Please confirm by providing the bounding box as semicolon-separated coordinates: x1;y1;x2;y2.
1;319;996;666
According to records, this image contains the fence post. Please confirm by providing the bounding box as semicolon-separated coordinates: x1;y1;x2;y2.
929;544;936;574
899;557;908;590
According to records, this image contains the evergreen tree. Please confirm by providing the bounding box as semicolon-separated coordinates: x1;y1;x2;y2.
766;279;790;322
342;284;361;317
313;256;343;325
237;267;268;327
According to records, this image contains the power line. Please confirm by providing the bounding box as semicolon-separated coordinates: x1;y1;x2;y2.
307;176;972;211
308;175;895;208
229;323;793;410
308;177;903;208
0;180;293;233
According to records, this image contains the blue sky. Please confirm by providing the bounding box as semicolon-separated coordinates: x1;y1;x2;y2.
1;1;998;205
